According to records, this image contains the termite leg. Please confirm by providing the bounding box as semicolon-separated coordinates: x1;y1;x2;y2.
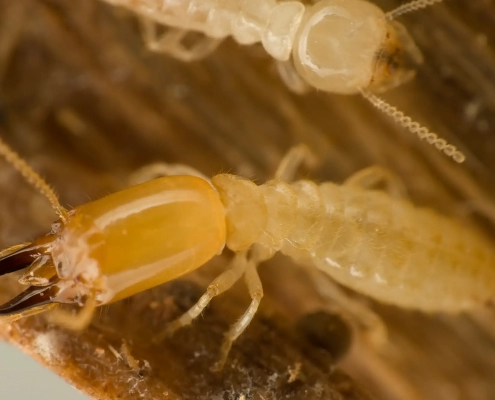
344;166;407;199
308;268;387;349
212;257;263;371
275;144;316;182
276;60;311;95
46;297;97;330
129;162;209;185
154;251;249;343
140;19;222;62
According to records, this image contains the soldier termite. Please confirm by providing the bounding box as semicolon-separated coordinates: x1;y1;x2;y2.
101;0;465;163
0;139;493;370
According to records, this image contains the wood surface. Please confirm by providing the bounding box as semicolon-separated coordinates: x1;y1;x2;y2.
0;0;495;399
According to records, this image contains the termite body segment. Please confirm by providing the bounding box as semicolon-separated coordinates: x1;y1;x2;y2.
1;147;495;368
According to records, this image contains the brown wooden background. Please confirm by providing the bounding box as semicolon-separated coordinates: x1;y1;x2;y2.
1;0;495;399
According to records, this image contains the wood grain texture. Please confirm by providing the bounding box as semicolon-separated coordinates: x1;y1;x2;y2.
0;0;495;399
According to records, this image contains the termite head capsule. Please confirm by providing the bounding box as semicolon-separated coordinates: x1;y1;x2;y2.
292;0;423;94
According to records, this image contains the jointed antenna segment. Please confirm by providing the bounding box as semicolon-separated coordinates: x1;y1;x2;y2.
0;136;69;222
361;91;465;163
386;0;443;20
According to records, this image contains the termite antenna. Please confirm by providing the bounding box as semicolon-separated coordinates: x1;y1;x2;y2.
360;90;465;163
386;0;443;20
0;135;69;222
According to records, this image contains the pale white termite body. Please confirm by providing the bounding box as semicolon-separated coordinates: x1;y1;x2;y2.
213;172;495;314
102;0;465;163
103;0;419;93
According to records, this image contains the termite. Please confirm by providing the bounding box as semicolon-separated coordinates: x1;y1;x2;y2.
0;138;493;371
102;0;465;163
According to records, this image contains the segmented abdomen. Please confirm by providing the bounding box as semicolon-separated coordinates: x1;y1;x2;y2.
256;180;495;312
105;0;272;41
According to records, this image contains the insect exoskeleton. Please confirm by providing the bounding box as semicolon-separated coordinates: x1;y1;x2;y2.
0;140;493;369
102;0;464;162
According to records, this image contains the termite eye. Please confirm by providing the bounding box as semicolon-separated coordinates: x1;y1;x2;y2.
369;21;423;92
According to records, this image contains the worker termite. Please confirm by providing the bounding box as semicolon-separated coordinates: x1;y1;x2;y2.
102;0;465;163
0;138;493;370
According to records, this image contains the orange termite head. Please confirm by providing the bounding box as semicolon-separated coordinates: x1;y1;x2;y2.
0;173;228;324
